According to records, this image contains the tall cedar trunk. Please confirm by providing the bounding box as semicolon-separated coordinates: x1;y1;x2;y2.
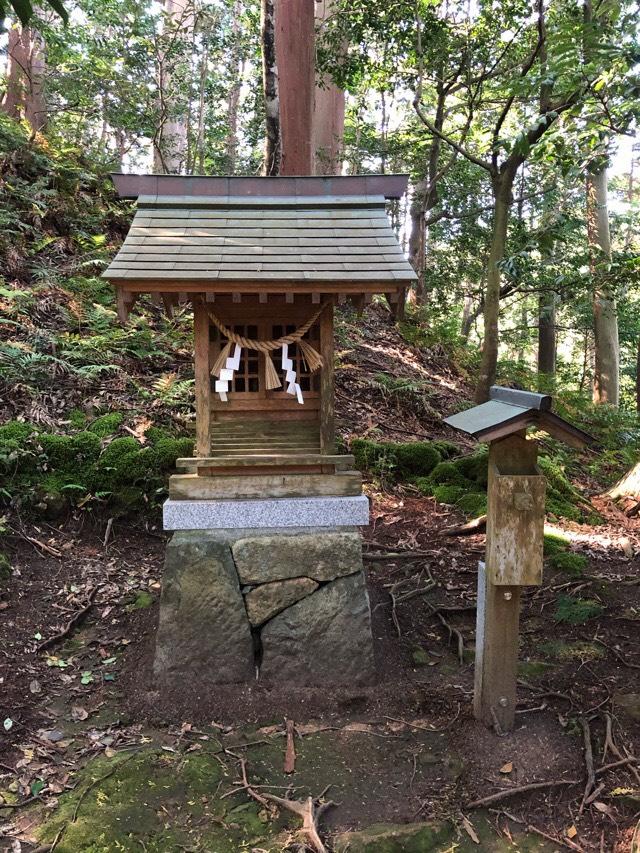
275;0;315;175
537;290;557;376
260;0;280;175
1;25;47;131
460;295;474;339
312;0;345;176
475;172;514;403
154;0;192;174
195;43;208;173
587;166;619;406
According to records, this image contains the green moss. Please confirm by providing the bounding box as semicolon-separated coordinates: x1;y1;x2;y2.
518;660;554;678
127;591;155;610
543;533;570;556
0;421;36;442
455;492;487;517
412;648;429;666
539;640;604;661
455;448;489;486
430;461;467;487
0;552;12;581
431;440;459;460
152;437;194;466
393;442;441;478
549;551;588;576
553;595;604;625
350;439;397;483
36;749;277;853
413;477;434;496
433;484;464;505
68;409;88;429
88;412;124;438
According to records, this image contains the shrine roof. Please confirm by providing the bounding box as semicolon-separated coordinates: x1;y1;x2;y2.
102;175;416;291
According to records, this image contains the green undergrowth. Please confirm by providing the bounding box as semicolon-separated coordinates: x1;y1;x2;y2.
352;437;588;522
553;594;603;625
543;533;589;575
0;417;193;518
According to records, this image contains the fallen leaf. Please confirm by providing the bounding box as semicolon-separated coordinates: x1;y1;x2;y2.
104;746;116;758
71;706;89;721
462;815;480;844
40;730;64;743
593;801;611;814
499;762;513;774
566;825;578;839
29;680;41;695
3;718;13;732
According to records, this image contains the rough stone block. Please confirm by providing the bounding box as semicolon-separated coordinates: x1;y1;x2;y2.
245;577;318;626
260;572;376;686
154;531;254;683
232;530;363;584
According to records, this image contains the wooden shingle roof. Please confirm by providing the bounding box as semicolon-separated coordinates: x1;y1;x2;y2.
103;193;416;289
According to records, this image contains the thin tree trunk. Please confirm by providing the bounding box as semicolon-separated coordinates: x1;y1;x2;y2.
636;334;640;413
461;295;474;339
1;24;47;131
475;172;514;403
587;166;619;406
260;0;280;175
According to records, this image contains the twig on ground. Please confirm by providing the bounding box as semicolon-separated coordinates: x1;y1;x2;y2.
493;809;586;852
579;717;595;815
37;585;101;652
443;515;487;536
284;719;296;775
363;550;438;561
227;752;335;853
594;637;640;670
603;712;640;785
466;779;578;809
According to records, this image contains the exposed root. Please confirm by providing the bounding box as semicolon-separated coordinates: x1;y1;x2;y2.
466;779;578;809
37;585;101;652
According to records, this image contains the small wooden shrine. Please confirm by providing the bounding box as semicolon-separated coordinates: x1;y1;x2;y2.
103;174;416;687
105;174;415;496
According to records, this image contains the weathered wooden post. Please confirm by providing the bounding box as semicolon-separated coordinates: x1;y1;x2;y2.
445;387;591;733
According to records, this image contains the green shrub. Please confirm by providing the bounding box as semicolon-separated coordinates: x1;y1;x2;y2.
88;412;124;438
549;552;588;576
433;484;465;505
431;440;460;459
456;448;489;487
553;595;603;625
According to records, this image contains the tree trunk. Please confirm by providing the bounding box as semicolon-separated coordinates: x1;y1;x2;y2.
461;295;474;339
275;0;315;175
312;0;345;176
153;0;193;174
607;461;640;501
537;290;556;376
260;0;280;175
475;172;513;403
1;24;47;131
225;0;243;174
587;166;619;406
636;334;640;413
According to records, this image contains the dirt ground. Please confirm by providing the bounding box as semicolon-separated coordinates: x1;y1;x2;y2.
1;485;638;852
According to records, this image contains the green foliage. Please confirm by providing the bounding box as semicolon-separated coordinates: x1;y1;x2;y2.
549;551;589;576
543;533;570;556
351;438;442;486
0;551;12;582
553;595;604;625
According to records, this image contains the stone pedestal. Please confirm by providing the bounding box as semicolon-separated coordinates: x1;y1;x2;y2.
154;526;375;686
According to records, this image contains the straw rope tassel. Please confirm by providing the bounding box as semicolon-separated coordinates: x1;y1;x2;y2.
264;353;281;390
211;341;232;378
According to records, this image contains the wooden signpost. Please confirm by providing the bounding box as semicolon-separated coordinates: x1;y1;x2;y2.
445;387;592;733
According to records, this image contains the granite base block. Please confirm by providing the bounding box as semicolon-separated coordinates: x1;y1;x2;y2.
162;495;369;531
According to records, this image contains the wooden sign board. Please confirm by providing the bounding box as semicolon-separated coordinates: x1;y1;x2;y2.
486;460;545;586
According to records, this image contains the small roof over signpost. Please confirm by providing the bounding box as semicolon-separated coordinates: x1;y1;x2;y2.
444;386;592;449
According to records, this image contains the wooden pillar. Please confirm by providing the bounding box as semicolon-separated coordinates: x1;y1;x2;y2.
194;299;211;458
474;434;543;733
319;301;335;454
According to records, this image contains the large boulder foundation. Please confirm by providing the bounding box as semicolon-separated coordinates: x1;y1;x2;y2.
153;527;375;686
